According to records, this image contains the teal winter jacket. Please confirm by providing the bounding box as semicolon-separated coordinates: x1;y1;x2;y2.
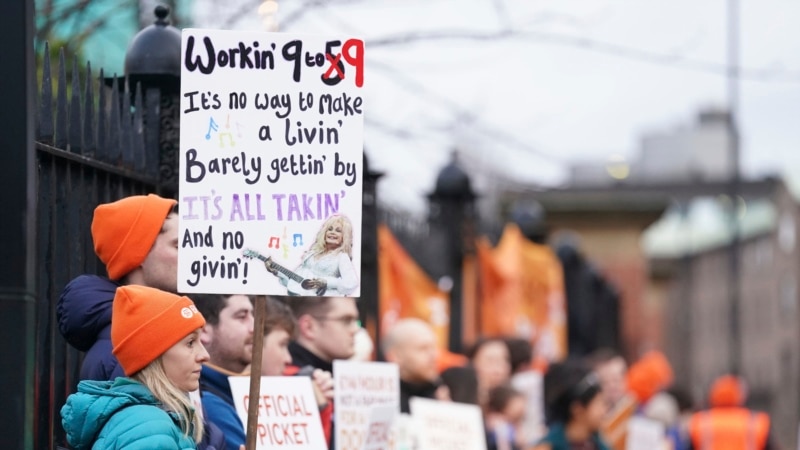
61;377;197;450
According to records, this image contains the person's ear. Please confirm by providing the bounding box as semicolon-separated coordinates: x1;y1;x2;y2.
200;324;214;346
297;314;316;339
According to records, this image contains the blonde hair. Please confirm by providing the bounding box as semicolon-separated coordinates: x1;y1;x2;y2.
133;358;204;443
308;214;353;258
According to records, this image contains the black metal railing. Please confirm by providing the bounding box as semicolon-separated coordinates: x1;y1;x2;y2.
34;45;159;450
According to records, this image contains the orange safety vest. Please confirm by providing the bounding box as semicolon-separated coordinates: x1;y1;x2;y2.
688;408;770;450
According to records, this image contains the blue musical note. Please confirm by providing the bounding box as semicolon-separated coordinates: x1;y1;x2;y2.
292;233;304;247
205;117;219;140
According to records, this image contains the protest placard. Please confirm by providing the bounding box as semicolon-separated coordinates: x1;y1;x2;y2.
625;416;666;450
178;28;365;296
362;405;398;450
229;376;327;450
410;397;487;450
188;389;204;420
511;371;546;444
333;360;400;450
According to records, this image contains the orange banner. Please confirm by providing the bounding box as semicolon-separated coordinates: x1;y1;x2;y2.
476;224;567;361
378;224;450;350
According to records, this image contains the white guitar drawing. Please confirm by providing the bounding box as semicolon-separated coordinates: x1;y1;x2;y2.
242;248;327;296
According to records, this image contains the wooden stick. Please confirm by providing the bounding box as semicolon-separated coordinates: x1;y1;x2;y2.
245;295;267;450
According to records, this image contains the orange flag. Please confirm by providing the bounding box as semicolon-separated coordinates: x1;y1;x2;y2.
378;224;450;350
477;224;568;361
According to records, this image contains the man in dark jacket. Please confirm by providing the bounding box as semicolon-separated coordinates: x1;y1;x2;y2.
57;194;227;449
58;194;178;381
285;296;359;449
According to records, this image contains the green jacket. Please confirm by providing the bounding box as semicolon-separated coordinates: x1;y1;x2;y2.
61;377;197;450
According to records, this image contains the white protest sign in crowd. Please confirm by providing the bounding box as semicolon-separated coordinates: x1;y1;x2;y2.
625;416;668;450
333;360;400;450
229;376;327;449
410;397;487;450
178;28;365;296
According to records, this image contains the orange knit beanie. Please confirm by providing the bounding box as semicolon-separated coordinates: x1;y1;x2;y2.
709;375;746;407
91;194;177;280
626;350;674;403
112;285;205;376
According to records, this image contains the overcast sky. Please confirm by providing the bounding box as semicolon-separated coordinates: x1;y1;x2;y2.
193;0;800;214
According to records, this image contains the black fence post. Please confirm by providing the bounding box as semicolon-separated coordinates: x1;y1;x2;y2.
123;5;182;197
360;154;383;354
426;152;476;352
0;0;36;448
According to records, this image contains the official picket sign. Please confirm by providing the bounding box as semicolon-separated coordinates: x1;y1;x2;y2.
333;360;400;450
410;397;487;450
178;28;365;296
229;376;327;449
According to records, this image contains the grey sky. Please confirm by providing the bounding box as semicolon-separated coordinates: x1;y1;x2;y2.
193;0;800;214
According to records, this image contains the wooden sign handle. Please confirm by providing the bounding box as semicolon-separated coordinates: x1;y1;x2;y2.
245;295;267;450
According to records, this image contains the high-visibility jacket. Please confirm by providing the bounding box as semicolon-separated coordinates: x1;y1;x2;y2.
688;407;770;450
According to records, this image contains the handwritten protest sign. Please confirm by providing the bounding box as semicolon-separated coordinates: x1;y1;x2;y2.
229;376;326;449
362;405;399;450
333;360;400;450
178;28;365;296
410;397;487;450
625;416;666;450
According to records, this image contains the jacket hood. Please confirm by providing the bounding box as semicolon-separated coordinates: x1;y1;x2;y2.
61;378;158;449
58;275;119;351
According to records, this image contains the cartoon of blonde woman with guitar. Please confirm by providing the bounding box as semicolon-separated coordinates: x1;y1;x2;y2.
244;214;359;296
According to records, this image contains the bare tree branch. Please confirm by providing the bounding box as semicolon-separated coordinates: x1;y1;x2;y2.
367;28;800;83
368;57;569;165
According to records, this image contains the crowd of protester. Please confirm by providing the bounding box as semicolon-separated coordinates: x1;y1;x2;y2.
57;194;776;450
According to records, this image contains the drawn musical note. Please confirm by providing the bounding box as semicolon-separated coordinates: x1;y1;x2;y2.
268;236;280;248
236;122;244;138
214;114;236;147
205;117;219;140
282;227;290;258
219;132;235;147
292;233;304;247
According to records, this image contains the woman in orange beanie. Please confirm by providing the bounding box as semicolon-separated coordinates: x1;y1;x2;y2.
61;285;209;449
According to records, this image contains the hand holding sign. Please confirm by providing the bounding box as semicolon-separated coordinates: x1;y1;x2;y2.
311;369;335;407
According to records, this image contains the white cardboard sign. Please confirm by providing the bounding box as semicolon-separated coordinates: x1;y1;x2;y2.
178;28;365;296
228;375;327;449
410;397;487;450
625;416;666;450
333;360;400;450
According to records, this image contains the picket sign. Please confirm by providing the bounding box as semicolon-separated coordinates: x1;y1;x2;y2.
229;375;327;450
410;397;487;450
333;360;400;450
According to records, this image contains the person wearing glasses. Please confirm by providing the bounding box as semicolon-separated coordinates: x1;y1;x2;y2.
533;359;611;450
284;296;360;449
